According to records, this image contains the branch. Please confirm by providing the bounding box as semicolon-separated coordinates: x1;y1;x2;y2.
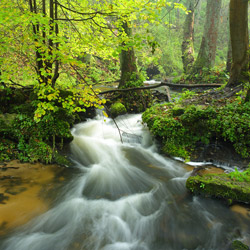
99;82;222;95
56;1;117;16
56;17;96;21
70;64;123;143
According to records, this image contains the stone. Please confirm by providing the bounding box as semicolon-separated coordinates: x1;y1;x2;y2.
186;173;250;204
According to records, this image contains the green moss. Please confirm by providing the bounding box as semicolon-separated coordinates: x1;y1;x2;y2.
53;151;72;167
142;100;250;160
186;172;250;204
110;102;127;118
231;240;249;250
142;103;214;159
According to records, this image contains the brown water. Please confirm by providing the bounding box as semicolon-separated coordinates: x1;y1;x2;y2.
0;161;67;235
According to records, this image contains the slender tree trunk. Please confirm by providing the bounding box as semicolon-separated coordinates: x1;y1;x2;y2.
52;0;59;87
181;0;195;74
29;0;59;86
226;38;232;72
227;0;249;87
118;21;138;89
192;0;222;72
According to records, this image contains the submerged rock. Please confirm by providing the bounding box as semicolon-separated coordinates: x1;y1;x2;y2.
186;173;250;205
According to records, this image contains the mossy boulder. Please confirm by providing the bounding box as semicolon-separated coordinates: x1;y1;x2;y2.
110;102;127;117
186;173;250;204
231;240;249;250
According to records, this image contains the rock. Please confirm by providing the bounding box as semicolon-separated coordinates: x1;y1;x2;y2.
109;102;127;118
53;151;72;167
230;240;249;250
186;173;250;204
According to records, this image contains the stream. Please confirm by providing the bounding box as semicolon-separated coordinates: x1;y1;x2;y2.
1;113;250;250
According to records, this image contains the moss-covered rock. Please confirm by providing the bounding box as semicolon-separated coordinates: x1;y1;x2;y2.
231;240;249;250
53;151;72;167
186;173;250;204
110;102;127;118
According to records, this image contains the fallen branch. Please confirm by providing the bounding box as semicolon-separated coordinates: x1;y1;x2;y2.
99;81;222;95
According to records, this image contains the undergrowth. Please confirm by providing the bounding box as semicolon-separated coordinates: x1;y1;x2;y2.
142;95;250;160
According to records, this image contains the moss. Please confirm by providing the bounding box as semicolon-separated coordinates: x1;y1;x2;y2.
172;106;185;117
231;240;249;250
186;173;250;204
142;100;250;160
110;102;127;118
53;151;72;167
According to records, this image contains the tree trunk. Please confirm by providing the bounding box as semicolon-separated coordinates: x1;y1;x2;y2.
227;0;249;87
118;21;138;89
28;0;59;86
181;0;195;74
192;0;222;72
226;37;232;72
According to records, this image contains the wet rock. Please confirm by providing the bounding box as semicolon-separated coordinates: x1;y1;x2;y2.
191;141;250;169
186;174;250;205
229;240;249;250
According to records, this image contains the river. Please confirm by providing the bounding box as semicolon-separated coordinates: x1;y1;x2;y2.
0;113;250;250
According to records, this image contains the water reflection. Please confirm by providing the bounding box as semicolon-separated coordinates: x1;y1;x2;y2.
0;161;70;235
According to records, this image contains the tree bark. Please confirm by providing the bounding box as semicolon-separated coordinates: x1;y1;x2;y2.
28;0;59;86
181;0;195;73
226;38;232;72
192;0;222;72
118;21;138;89
227;0;249;87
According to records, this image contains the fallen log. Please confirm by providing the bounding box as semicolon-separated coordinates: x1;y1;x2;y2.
99;81;222;95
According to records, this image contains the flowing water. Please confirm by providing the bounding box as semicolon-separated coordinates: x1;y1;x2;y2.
1;114;250;250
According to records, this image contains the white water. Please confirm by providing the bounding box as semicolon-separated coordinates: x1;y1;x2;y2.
1;114;250;250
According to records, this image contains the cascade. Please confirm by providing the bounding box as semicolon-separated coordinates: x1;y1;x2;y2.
1;114;249;250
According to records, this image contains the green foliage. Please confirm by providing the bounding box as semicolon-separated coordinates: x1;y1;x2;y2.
174;90;197;104
121;89;153;113
229;167;250;182
188;67;229;84
142;99;250;160
122;72;146;89
0;139;17;161
212;101;250;158
10;110;73;163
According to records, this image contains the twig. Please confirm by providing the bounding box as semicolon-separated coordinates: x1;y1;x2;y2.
70;64;123;143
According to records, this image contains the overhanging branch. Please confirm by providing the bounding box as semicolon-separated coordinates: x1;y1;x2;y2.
99;82;222;95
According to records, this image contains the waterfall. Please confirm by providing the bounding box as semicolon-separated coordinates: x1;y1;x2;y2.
1;114;249;250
